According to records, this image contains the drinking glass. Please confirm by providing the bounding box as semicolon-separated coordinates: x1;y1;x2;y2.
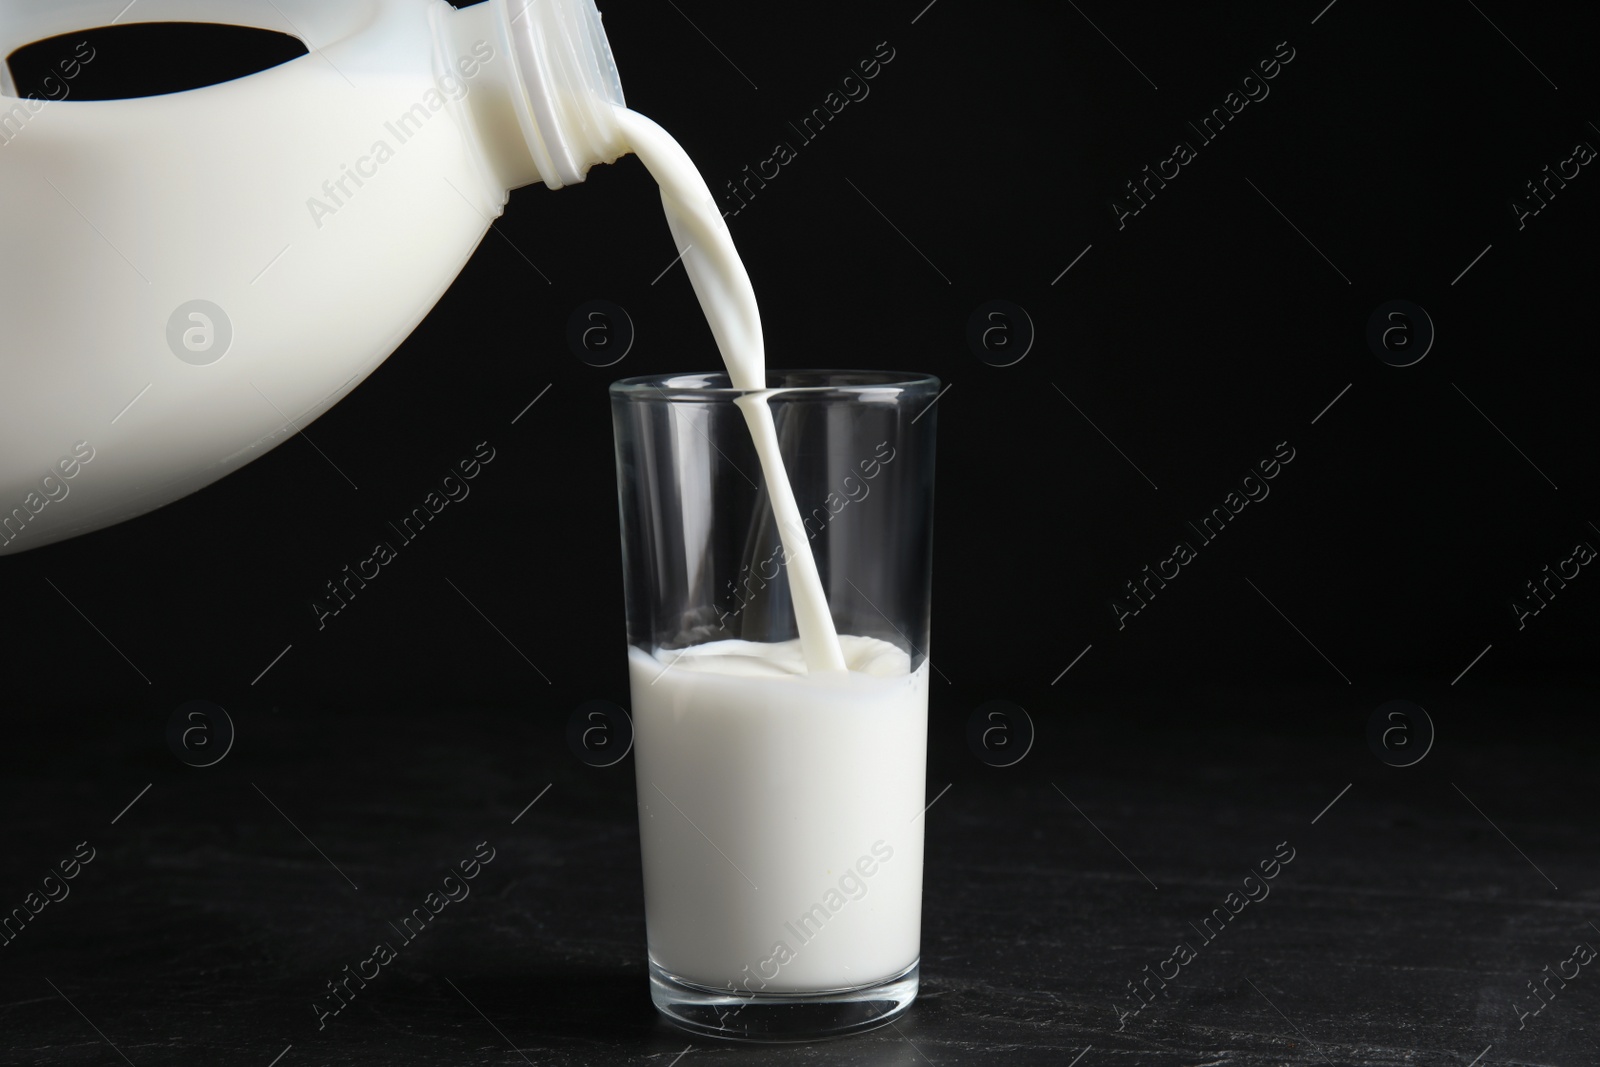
610;370;938;1041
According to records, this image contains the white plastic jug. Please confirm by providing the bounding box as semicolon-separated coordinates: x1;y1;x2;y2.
0;0;629;553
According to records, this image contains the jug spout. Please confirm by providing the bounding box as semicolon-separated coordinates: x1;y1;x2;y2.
441;0;629;191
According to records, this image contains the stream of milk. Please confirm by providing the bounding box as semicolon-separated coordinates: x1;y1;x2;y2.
614;108;847;674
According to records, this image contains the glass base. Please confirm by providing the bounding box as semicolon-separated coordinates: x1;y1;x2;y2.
648;957;920;1043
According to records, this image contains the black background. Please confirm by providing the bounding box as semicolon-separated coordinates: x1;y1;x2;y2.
5;0;1596;718
3;2;1597;1065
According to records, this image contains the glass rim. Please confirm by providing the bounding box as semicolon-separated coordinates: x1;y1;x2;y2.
609;369;940;401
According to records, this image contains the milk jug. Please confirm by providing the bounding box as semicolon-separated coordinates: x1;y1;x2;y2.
0;0;628;552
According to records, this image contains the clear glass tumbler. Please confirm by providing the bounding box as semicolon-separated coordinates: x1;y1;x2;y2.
610;370;938;1042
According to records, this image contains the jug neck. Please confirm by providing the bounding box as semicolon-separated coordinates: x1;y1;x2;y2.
438;0;628;191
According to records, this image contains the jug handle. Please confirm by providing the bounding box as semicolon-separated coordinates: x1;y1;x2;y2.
0;0;384;96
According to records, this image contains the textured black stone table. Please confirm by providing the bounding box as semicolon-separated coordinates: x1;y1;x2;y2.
4;689;1595;1067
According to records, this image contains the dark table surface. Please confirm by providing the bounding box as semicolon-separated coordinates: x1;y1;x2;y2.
4;689;1596;1067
